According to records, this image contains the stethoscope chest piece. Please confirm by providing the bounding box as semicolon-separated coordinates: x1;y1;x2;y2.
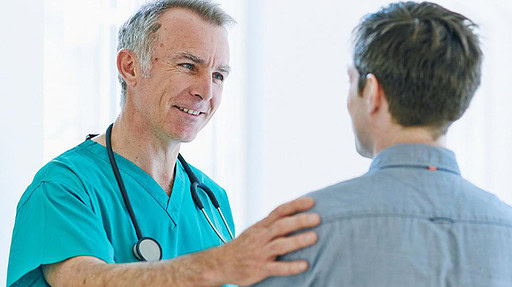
133;237;162;262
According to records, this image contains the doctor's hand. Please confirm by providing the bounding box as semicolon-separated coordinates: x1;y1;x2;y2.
214;196;320;286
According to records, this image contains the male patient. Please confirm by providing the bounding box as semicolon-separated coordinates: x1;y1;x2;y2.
254;1;512;286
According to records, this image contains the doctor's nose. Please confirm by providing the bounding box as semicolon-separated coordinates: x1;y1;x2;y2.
191;74;214;101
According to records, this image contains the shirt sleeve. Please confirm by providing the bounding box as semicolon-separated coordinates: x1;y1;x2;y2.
7;180;114;287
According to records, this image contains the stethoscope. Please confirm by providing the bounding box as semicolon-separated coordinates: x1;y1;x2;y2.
105;123;234;262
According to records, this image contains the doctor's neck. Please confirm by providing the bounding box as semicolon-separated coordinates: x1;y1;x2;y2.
104;108;181;196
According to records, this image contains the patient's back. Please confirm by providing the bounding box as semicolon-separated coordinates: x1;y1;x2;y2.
253;145;512;287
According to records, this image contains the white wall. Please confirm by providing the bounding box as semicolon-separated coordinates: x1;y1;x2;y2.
0;1;45;284
446;0;512;204
244;0;376;222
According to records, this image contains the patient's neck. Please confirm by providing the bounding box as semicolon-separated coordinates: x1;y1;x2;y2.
373;125;446;157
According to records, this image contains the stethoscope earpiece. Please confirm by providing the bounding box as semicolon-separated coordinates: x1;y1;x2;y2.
133;237;162;262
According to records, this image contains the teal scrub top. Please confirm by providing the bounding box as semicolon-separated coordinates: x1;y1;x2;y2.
7;140;235;286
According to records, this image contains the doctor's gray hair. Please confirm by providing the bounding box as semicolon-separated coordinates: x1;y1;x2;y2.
117;0;235;105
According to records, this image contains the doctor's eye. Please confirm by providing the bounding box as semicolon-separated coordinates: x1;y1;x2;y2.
180;63;195;71
213;73;224;82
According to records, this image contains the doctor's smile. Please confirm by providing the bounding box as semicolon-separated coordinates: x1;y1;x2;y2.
174;106;204;116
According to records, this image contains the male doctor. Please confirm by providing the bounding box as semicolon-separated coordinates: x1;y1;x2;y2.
7;1;320;286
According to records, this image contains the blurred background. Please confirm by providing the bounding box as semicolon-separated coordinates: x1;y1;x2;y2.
1;0;511;283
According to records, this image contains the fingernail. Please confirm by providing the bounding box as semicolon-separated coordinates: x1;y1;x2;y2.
300;261;308;270
301;197;314;205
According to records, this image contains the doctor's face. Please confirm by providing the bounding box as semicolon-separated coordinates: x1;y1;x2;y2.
347;65;372;158
133;9;230;143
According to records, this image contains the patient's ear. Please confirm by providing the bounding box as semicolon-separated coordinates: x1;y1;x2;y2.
363;73;383;114
117;49;138;88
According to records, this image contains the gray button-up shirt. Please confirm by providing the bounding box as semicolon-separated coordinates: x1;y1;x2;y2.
253;144;512;287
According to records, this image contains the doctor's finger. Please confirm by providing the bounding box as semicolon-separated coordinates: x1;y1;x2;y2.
259;197;315;227
265;260;310;277
269;212;321;238
266;231;318;257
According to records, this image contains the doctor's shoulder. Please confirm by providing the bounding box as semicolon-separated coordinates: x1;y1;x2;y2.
16;140;100;212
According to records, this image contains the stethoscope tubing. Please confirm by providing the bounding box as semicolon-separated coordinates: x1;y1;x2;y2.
106;124;143;240
105;123;234;259
178;155;235;242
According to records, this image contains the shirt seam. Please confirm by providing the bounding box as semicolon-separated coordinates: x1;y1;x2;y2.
17;170;91;212
320;213;512;229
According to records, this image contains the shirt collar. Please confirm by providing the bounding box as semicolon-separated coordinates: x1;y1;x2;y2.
369;143;461;175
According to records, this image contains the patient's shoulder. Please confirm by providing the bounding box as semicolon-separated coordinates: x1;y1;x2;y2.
304;173;379;219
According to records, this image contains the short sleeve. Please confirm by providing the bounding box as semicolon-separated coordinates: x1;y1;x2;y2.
7;180;114;287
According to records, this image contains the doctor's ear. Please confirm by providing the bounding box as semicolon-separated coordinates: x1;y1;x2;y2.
117;49;138;88
363;73;383;113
